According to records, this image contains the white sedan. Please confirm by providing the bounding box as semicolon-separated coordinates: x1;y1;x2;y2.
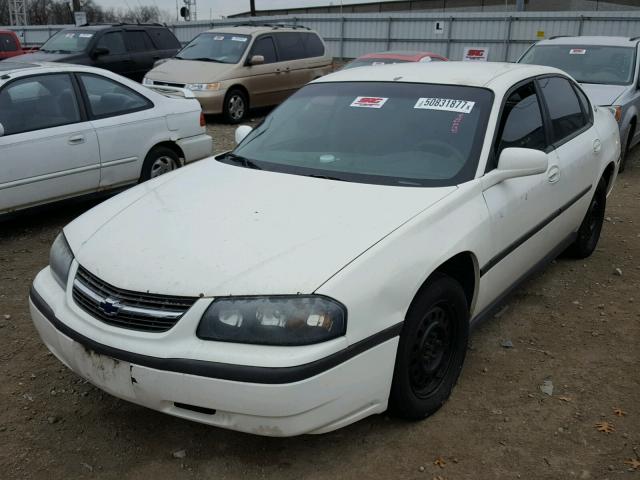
0;61;212;216
29;62;619;436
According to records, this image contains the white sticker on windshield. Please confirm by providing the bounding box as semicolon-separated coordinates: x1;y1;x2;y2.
371;61;386;66
64;33;76;38
414;98;475;114
79;33;93;38
213;35;224;40
350;96;388;108
569;48;586;55
231;36;248;42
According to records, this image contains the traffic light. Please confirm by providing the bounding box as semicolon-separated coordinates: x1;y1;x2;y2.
180;6;189;19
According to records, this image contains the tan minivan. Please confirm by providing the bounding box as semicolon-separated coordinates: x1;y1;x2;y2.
143;25;333;123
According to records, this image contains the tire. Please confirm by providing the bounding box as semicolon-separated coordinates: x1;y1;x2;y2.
140;146;180;182
223;88;248;124
619;123;635;173
565;177;607;259
389;273;469;420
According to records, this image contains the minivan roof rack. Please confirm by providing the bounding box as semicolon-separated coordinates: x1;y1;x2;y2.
548;35;570;40
232;22;310;30
629;35;640;41
78;22;164;27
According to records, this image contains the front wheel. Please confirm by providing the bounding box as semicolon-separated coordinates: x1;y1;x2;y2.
140;146;180;182
564;177;607;259
223;89;248;124
389;273;469;420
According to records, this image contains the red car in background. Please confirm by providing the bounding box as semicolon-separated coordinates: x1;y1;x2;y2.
0;30;37;60
342;50;448;70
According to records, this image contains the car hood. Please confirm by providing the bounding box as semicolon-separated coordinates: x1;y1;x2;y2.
65;159;456;297
581;83;627;106
146;58;237;83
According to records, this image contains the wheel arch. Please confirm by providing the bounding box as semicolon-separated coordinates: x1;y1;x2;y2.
602;160;617;195
410;251;479;317
147;141;185;165
226;84;250;106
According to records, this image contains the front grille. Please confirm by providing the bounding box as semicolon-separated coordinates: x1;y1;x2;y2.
72;266;198;332
152;80;186;88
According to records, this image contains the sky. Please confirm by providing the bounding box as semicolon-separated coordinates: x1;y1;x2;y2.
99;0;378;20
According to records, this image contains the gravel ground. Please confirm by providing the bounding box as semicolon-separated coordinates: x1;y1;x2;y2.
1;121;639;480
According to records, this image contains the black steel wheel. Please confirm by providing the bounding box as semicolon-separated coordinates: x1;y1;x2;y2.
390;273;469;420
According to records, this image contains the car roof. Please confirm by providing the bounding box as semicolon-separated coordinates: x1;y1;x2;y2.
316;61;566;90
359;51;445;61
536;36;639;47
204;25;312;36
0;61;114;82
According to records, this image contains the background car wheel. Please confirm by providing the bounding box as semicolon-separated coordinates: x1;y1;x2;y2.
565;177;607;259
619;123;635;173
389;273;469;420
223;89;248;124
140;146;180;182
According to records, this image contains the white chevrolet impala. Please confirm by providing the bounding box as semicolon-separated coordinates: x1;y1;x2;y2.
29;62;620;436
0;61;212;216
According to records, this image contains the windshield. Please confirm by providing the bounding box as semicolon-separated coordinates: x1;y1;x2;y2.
228;82;493;187
343;58;412;69
520;45;636;85
40;30;94;53
176;33;250;64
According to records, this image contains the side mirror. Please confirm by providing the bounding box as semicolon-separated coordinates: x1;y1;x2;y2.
91;46;109;59
235;125;253;145
482;147;548;190
248;55;264;66
0;122;4;137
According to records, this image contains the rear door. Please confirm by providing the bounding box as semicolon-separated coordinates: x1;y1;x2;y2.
273;32;308;97
0;73;99;213
537;75;600;223
123;29;156;82
76;72;162;187
92;30;132;78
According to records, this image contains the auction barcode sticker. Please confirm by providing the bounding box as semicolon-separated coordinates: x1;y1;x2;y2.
414;98;475;113
350;96;388;108
569;48;586;55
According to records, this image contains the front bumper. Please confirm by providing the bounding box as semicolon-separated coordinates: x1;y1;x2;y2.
192;90;226;115
176;133;213;165
29;267;398;436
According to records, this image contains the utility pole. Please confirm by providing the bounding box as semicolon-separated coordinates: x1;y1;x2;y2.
515;0;525;11
8;0;28;26
250;0;256;17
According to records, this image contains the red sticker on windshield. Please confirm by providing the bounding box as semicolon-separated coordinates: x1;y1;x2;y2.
350;96;388;108
569;48;586;55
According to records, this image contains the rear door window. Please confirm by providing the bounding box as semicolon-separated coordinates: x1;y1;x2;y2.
0;73;81;135
79;73;151;118
96;31;126;55
125;31;154;52
251;36;277;64
274;32;305;61
300;32;325;57
0;33;18;52
538;76;588;144
147;28;181;50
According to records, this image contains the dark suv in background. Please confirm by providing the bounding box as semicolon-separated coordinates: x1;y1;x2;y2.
16;23;181;81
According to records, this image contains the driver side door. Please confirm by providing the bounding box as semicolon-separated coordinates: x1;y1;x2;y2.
476;79;564;310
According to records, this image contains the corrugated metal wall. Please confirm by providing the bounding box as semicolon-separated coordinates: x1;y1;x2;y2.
5;11;640;61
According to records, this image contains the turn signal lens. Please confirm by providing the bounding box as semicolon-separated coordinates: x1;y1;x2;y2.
199;111;205;127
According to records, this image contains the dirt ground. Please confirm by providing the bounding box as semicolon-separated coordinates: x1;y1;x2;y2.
1;119;639;480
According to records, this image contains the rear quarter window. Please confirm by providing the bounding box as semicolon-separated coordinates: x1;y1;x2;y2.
301;32;325;58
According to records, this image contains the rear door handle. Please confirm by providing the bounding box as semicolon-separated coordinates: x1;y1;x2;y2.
593;138;602;153
68;134;85;145
547;165;560;183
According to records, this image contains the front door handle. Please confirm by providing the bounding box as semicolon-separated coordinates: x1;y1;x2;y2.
68;134;85;145
593;138;602;153
547;165;560;183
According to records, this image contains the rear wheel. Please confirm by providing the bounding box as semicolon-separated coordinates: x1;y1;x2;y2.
140;146;180;182
565;177;607;259
223;89;248;124
389;273;469;420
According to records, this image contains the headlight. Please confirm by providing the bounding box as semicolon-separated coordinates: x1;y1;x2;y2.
49;233;74;289
186;82;221;91
142;77;153;86
197;296;347;346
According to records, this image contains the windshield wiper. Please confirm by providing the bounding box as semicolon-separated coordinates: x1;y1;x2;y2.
222;152;262;170
306;174;345;182
178;56;224;63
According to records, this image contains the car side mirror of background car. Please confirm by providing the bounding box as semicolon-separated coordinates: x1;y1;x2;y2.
482;147;548;190
235;125;253;145
0;122;4;137
91;47;109;59
249;55;264;66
